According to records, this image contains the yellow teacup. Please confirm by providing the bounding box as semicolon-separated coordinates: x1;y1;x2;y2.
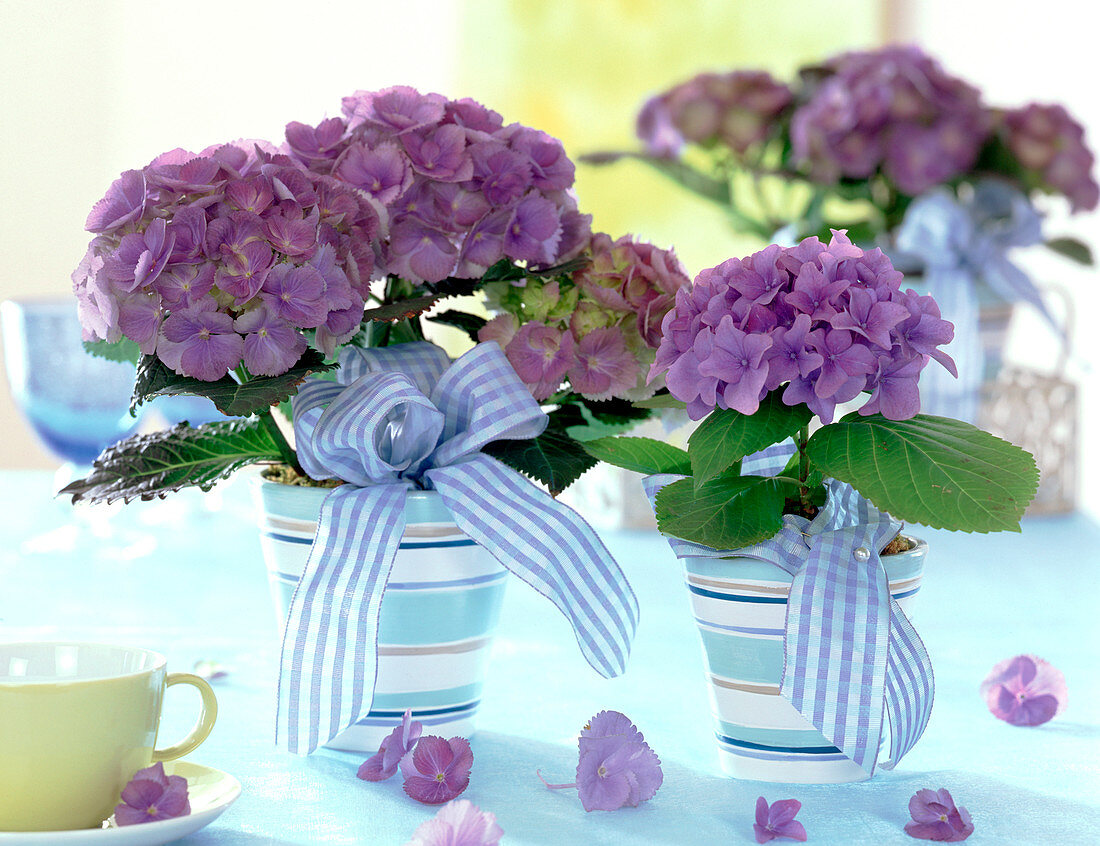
0;642;218;831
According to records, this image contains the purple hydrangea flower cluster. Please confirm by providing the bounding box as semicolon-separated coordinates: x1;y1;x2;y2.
653;231;957;423
1002;103;1100;212
75;142;380;380
636;70;792;157
790;46;989;196
286;86;590;284
478;233;691;401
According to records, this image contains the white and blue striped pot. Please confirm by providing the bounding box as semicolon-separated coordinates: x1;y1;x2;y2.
256;481;508;753
685;538;927;783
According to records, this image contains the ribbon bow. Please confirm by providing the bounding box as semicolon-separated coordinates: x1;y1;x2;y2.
278;341;639;753
894;179;1048;422
643;469;933;775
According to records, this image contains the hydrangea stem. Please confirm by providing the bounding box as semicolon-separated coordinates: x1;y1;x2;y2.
536;770;576;791
258;408;301;474
796;424;812;515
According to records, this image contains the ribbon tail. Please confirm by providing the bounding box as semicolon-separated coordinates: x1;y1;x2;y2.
276;484;407;754
426;455;639;678
780;524;896;776
878;596;935;769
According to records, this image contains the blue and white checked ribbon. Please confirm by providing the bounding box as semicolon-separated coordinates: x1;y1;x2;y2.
895;179;1048;423
643;460;934;775
277;341;639;754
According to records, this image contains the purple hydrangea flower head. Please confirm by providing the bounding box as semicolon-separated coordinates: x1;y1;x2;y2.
406;799;503;846
74;135;376;379
504;126;575;191
117;290;162;354
284;117;348;172
114;762;190;826
154;262;216;308
698;315;773;414
573;233;691;344
402;124;473;182
859;354;925;420
504;322;574;401
343;85;448;134
653;230;954;421
568;327;641;401
753;797;807;843
980;654;1068;727
234;306;307;377
640;70;792;157
358;708;424;782
85;169;147;233
387;217;460;283
399;736;473;805
503;193;562;265
335;141;414;205
214;241;274;302
157;301;245;381
477;313;519;350
470;141;533;206
791;46;988;195
636;95;683;157
104;218;176;292
445;98;505;135
1003;103;1099;211
260;262;332;328
904;788;974;841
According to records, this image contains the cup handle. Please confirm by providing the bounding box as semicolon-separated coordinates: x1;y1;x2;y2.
152;673;218;762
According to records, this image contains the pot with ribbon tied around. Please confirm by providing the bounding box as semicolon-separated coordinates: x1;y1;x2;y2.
259;340;639;755
583;233;1039;783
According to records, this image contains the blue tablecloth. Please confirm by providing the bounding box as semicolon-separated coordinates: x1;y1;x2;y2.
1;469;1098;844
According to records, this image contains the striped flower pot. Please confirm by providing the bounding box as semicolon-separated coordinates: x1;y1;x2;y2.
256;480;508;753
685;538;927;783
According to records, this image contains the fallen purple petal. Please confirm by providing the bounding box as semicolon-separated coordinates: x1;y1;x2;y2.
405;799;503;846
539;710;662;812
400;736;473;804
114;762;191;826
753;796;807;843
904;788;974;841
980;654;1067;727
358;709;424;782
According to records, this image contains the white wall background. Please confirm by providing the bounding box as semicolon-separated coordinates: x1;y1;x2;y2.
897;0;1100;517
2;0;1098;518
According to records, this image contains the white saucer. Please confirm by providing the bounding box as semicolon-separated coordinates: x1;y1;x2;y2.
0;761;241;844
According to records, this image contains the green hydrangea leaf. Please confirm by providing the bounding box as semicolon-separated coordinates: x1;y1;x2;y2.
654;472;792;550
582;436;691;476
1045;236;1093;266
60;419;283;504
632;394;687;410
482;404;595;495
131;351;335;417
426;309;487;342
805;413;1039;532
688;393;812;488
83;338;141;365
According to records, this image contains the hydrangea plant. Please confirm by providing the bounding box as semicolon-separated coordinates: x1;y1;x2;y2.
588;44;1095;266
64;87;652;503
583;233;1038;549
